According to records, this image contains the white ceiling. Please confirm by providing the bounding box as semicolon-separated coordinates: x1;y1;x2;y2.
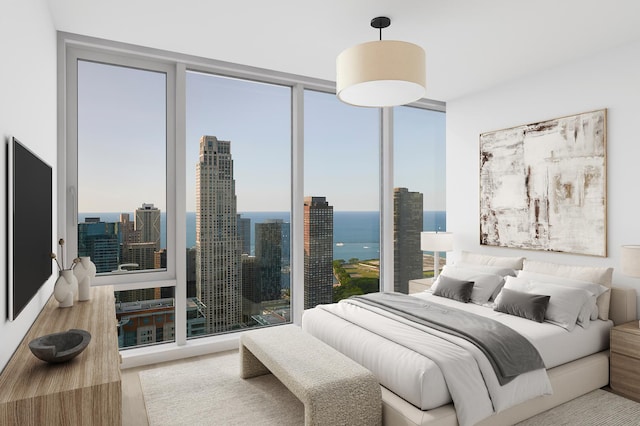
47;0;640;102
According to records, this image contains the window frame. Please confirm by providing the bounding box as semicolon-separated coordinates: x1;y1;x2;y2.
184;68;294;338
58;32;445;358
64;45;177;288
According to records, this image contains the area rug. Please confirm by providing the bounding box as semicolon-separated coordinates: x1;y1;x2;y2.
516;388;640;426
139;351;304;425
140;352;640;426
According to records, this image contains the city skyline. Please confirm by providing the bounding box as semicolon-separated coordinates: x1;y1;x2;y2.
73;54;446;350
77;209;446;257
81;154;437;347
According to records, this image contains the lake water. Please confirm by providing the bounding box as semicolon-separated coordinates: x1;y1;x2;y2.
79;211;446;261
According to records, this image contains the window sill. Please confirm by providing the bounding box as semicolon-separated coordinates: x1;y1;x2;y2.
120;333;239;369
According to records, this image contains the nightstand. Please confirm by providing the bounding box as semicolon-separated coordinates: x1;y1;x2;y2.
610;320;640;402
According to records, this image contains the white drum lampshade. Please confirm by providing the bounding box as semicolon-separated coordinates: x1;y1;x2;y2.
336;16;426;108
337;40;426;107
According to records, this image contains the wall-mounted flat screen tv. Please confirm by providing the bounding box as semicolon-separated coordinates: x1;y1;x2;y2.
7;137;53;321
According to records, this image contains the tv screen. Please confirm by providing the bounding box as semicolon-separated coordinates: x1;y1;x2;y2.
7;137;53;321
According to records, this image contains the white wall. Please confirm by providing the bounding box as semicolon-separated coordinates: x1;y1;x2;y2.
447;39;640;316
0;0;57;371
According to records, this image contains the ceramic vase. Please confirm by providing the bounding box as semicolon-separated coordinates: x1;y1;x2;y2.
73;256;96;301
53;269;78;308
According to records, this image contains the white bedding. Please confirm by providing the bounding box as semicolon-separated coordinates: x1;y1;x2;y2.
413;292;613;368
301;292;612;425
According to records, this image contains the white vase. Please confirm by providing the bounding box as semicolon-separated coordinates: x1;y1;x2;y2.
73;256;96;301
54;269;78;308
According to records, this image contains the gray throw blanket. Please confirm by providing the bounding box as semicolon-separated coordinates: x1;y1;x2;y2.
350;292;545;385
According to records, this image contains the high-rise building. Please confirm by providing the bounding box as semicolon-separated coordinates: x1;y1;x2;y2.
393;187;424;293
122;241;156;271
280;221;291;290
115;288;159;303
115;297;206;348
119;213;140;268
303;196;333;309
154;248;167;269
196;136;242;333
135;203;161;250
241;254;260;323
78;217;120;273
237;215;251;255
256;220;283;302
119;213;140;245
186;247;197;298
115;297;175;347
154;249;174;299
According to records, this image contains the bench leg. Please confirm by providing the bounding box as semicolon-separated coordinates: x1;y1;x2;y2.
239;343;271;379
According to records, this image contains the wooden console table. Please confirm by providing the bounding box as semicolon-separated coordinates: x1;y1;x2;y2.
0;285;121;426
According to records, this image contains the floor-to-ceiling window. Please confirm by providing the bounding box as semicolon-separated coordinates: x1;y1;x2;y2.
304;90;380;305
77;60;167;276
185;71;291;338
73;56;176;349
62;34;446;353
394;106;446;292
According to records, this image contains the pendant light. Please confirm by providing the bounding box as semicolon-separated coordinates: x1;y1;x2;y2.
336;16;426;108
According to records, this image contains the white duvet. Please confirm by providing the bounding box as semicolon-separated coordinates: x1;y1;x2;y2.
302;292;611;426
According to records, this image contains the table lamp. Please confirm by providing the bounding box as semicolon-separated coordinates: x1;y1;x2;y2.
621;245;640;328
420;232;453;279
621;245;640;277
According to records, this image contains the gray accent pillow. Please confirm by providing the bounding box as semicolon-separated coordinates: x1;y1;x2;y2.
433;265;504;305
494;288;550;323
432;275;474;303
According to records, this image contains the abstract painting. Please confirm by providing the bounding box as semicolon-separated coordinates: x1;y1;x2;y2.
479;109;607;256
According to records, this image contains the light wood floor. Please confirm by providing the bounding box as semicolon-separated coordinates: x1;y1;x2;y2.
121;350;235;426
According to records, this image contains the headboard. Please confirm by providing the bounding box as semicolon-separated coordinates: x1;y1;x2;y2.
609;286;638;325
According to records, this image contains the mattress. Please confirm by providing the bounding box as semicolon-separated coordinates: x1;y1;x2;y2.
301;291;613;411
413;292;613;369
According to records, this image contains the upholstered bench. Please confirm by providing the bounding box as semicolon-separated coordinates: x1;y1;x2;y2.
240;324;382;426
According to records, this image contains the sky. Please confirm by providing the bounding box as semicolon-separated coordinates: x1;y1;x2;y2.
77;60;445;214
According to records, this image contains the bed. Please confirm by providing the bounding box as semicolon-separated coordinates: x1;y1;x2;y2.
301;254;638;426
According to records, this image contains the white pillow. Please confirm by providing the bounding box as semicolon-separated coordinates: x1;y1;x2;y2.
459;251;525;269
517;270;609;322
454;261;517;301
522;260;613;320
529;280;591;330
433;265;504;305
499;276;589;331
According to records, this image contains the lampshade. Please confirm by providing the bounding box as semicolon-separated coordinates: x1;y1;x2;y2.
420;232;453;252
336;17;426;108
336;40;426;107
621;245;640;277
